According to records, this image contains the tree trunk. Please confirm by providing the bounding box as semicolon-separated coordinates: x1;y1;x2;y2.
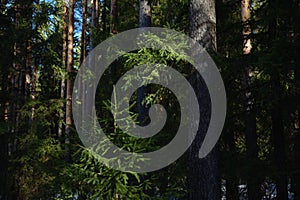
77;0;87;132
31;61;36;121
293;70;300;200
188;0;220;199
65;0;74;162
268;1;288;199
0;51;10;200
101;0;107;32
224;128;239;199
110;0;118;33
25;40;32;98
137;0;151;125
81;0;87;63
241;0;260;199
270;71;288;200
139;0;151;28
58;0;67;145
30;0;39;122
91;0;99;47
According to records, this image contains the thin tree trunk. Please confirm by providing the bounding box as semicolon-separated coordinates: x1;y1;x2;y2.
90;0;99;45
293;70;300;200
65;0;75;162
31;61;36;121
25;40;32;98
0;35;10;200
91;0;99;46
268;1;288;199
224;128;239;200
0;1;11;196
81;0;87;63
78;0;87;132
83;0;98;144
101;0;107;32
58;0;67;145
188;0;220;199
137;0;151;125
270;71;288;200
30;0;39;122
139;0;151;28
11;0;22;154
241;0;260;199
110;0;117;33
94;0;99;28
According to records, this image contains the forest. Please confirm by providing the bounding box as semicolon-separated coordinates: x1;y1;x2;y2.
0;0;299;199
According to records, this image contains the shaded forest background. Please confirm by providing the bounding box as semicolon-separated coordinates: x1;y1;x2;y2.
0;0;299;199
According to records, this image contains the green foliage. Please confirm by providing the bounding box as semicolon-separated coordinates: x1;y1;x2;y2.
0;0;299;199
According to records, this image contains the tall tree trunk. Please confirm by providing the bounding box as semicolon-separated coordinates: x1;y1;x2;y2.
137;0;151;125
101;0;107;32
110;0;117;33
0;1;11;197
188;0;220;199
81;0;87;62
93;0;99;29
268;1;288;199
30;0;39;122
83;0;98;144
65;0;74;162
77;0;87;134
293;70;300;200
58;0;67;145
0;44;10;200
241;0;260;199
270;71;288;200
91;0;99;47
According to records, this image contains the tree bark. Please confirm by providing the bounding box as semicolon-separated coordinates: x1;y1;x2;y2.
92;0;99;35
268;1;288;198
241;0;260;199
0;41;10;200
224;127;239;200
139;0;151;28
58;0;67;145
65;0;75;162
81;0;87;63
293;70;300;200
188;0;220;199
101;0;107;32
137;0;151;125
270;71;288;200
110;0;118;33
77;0;87;132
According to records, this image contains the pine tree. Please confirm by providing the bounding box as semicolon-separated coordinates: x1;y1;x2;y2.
188;0;220;199
241;0;260;198
58;0;67;145
65;0;75;162
110;0;118;33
